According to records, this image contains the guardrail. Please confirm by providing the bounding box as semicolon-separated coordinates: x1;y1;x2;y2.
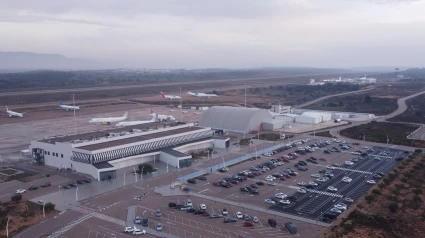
178;144;283;181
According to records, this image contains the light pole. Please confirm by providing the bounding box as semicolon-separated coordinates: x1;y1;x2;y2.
43;201;46;218
124;171;128;186
76;186;79;202
254;146;257;158
6;216;10;237
180;87;183;122
72;94;77;134
167;158;169;173
141;166;144;181
133;167;137;182
244;83;247;108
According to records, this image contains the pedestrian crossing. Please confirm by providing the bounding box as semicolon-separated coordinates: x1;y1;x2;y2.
71;206;126;226
332;167;372;174
287;186;343;198
50;214;91;237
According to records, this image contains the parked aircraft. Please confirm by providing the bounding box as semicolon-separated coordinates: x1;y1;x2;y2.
89;112;129;124
6;106;23;118
150;109;176;121
116;114;158;127
59;100;80;111
187;90;217;98
182;111;188;114
160;92;180;100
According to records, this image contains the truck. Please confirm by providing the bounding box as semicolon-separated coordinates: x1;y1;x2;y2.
334;119;341;123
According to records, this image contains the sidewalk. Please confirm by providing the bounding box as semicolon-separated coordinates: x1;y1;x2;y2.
154;185;331;227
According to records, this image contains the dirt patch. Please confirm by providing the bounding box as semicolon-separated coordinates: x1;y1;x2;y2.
340;121;425;147
312;131;335;138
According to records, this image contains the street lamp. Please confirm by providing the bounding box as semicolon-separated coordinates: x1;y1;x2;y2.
6;216;10;237
141;166;145;181
42;201;46;218
76;186;79;202
133;167;138;182
124;171;128;186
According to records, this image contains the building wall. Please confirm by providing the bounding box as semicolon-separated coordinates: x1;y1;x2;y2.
262;121;284;131
212;138;229;148
293;109;375;120
159;152;191;168
295;115;321;124
272;115;295;123
270;105;292;114
174;140;213;153
109;153;157;169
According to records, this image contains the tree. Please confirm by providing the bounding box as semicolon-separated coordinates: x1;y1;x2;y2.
138;163;153;174
338;101;344;107
11;194;22;202
364;95;372;103
388;202;398;213
43;202;56;212
415;111;422;116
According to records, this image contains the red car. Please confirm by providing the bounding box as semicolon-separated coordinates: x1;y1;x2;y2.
280;177;286;181
353;142;360;145
227;182;233;187
285;175;291;179
243;222;254;227
252;171;260;176
282;158;290;162
288;153;296;156
212;182;220;186
294;164;299;167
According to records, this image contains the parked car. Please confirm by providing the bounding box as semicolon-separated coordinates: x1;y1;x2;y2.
197;176;207;181
69;182;78;187
142;218;149;226
285;221;297;234
156;223;163;231
83;178;92;183
134;216;141;224
28;186;39;191
224;217;238;223
155;209;162;217
268;218;277;227
209;213;223;219
77;180;85;185
41;182;51;187
124;226;135;233
222;208;228;215
15;189;26;194
187;179;196;184
243;221;254;227
236;212;243;219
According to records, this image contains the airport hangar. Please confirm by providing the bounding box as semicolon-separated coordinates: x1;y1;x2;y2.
29;123;229;181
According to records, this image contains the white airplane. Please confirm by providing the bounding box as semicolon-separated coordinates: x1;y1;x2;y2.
187;90;217;98
89;112;129;125
150;109;176;121
59;100;80;111
116;114;158;127
160;92;180;100
6;106;23;118
182;111;188;114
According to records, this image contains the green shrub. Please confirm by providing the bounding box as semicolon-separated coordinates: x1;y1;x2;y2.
372;189;381;195
388;202;398;213
44;202;56;213
11;194;22;202
413;188;423;195
383;178;391;185
138;164;153;174
365;195;375;203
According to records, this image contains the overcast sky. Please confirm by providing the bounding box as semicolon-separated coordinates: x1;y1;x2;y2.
0;0;424;69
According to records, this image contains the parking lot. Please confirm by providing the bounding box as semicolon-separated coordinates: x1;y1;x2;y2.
181;139;407;224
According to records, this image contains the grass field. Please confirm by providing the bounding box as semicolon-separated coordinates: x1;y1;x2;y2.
389;93;425;124
304;93;398;116
340;122;425;147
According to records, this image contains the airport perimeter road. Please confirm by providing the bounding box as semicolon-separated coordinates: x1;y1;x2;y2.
294;87;374;109
379;90;425;121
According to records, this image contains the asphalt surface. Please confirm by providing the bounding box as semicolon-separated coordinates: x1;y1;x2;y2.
269;146;404;222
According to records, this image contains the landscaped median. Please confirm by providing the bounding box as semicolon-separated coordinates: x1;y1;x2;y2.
340;121;425;147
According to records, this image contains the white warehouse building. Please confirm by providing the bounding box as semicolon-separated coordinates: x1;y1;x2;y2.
302;111;332;122
295;114;322;124
30;124;229;181
199;106;273;134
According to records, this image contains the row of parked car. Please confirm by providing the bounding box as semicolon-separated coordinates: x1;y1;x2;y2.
168;199;297;233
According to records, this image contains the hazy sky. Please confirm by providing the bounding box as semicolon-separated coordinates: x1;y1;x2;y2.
1;0;424;68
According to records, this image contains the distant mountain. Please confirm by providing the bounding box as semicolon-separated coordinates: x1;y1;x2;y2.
0;51;101;70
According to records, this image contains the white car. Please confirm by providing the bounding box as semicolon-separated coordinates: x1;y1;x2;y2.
345;161;354;166
268;182;277;186
334;203;347;210
15;189;26;194
366;180;376;184
297;188;307;194
311;174;320;178
236;211;243;219
352;152;361;155
326;165;335;170
278;200;291;205
264;199;276;204
186;199;192;207
336;140;341;143
330;208;342;213
275;193;287;199
200;204;207;210
317;177;327;183
265;177;274;182
361;146;369;149
298;147;305;151
222;209;228;215
344;197;354;203
342;177;352;183
309;181;318;186
297;182;307;186
133;229;146;235
327;186;337;192
124;226;135;233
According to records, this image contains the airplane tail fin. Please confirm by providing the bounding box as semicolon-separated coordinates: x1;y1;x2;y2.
160;92;165;98
150;109;154;114
123;111;129;119
60;100;63;105
6;106;8;111
153;113;159;122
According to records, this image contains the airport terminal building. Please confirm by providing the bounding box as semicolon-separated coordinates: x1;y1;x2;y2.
30;123;229;181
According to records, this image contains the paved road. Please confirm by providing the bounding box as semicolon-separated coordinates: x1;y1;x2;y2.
0;73;347;97
294;87;375;109
378;90;425;121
